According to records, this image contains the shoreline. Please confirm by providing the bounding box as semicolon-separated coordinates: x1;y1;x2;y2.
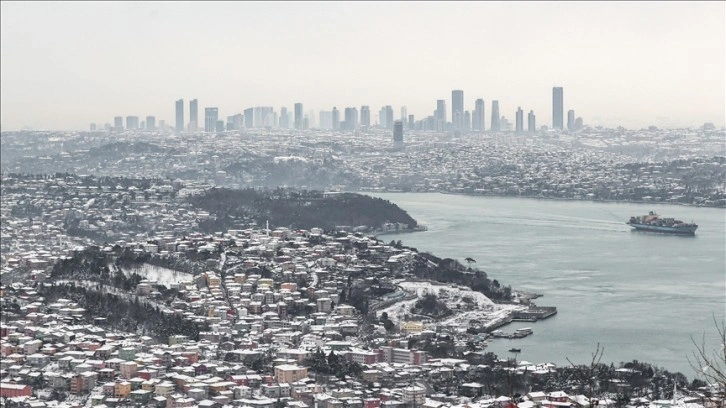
370;226;428;237
361;189;726;209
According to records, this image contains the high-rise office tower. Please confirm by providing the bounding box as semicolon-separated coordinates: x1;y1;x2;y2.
452;90;464;130
294;103;303;130
319;111;332;129
401;106;407;121
279;107;289;129
575;117;583;130
408;114;415;130
125;116;139;130
552;87;564;129
146;116;156;131
253;107;274;128
232;114;244;130
344;107;358;131
175;99;184;132
378;106;387;128
90;123;96;131
332;107;340;130
205;107;219;132
244;108;254;128
464;111;471;132
528;110;536;134
473;99;485;131
490;101;501;131
189;99;198;131
360;106;370;128
385;106;394;130
112;116;123;131
393;120;404;149
307;110;316;129
435;99;447;131
515;107;524;135
567;109;575;130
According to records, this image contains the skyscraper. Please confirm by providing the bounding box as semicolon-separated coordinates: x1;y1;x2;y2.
515;107;524;135
279;107;289;129
552;87;564;130
435;99;447;131
294;103;303;130
464;111;471;132
114;116;123;131
89;123;96;131
378;106;387;129
146;116;156;131
307;110;316;129
319;111;332;129
401;106;407;121
393;120;404;149
175;99;184;132
567;109;575;130
126;116;139;130
385;106;394;130
244;108;253;128
189;99;198;131
473;99;485;131
344;107;358;131
205;107;219;132
332;107;340;130
490;100;501;131
451;90;464;131
408;114;415;130
360;106;370;128
528;110;536;134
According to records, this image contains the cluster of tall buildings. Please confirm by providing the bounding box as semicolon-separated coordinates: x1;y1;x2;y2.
92;86;582;136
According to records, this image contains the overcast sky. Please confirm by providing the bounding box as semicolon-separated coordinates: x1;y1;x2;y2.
1;1;724;131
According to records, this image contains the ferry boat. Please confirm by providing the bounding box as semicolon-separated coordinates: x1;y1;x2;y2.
626;211;698;235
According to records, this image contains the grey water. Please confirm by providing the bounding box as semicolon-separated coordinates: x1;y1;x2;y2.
367;192;726;376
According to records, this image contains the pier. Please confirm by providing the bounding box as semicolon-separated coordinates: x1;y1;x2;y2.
512;305;558;322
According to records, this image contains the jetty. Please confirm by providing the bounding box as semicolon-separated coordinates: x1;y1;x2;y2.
512;305;558;322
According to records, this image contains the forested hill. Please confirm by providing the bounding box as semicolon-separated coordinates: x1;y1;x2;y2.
188;188;418;232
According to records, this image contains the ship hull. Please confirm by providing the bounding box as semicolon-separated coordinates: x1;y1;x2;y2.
627;223;697;235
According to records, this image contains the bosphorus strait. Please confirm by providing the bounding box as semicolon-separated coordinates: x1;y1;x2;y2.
370;192;726;375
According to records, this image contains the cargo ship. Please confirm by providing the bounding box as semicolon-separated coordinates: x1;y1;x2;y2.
626;211;698;235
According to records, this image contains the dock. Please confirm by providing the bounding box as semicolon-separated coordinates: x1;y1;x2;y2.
512;305;558;322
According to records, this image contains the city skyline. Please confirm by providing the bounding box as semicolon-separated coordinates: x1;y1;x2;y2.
1;1;724;131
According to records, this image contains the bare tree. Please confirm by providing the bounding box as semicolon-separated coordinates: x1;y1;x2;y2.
688;315;726;405
567;343;605;402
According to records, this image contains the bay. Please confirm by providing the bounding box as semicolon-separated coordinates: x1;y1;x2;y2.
367;192;726;376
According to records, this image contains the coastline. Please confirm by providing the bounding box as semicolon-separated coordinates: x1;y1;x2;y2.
370;225;429;237
360;189;725;209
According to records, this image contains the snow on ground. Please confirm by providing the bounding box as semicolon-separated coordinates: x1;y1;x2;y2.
120;263;193;286
378;281;524;327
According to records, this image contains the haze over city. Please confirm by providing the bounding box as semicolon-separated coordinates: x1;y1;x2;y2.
1;1;724;131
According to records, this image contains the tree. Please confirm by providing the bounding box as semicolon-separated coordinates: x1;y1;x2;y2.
567;343;605;401
688;315;726;404
465;257;476;266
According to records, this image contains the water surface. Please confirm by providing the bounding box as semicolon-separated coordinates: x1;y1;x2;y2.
369;193;725;376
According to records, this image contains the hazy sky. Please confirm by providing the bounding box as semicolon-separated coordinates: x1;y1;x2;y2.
1;1;724;131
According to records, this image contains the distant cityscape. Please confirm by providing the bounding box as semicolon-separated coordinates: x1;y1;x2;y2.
89;87;591;137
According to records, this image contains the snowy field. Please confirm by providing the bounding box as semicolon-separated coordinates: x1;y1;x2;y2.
120;263;193;286
378;281;524;328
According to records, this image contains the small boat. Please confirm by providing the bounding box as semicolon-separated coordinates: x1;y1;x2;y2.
509;348;521;353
